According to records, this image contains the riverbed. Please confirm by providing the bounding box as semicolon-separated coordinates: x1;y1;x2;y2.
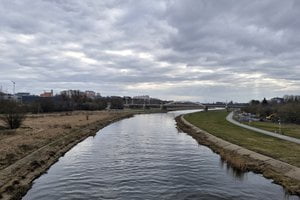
23;110;299;200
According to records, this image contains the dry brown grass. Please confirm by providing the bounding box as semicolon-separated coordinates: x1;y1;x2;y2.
0;110;136;200
0;111;128;170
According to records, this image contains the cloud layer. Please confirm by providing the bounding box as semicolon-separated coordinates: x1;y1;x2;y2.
0;0;299;102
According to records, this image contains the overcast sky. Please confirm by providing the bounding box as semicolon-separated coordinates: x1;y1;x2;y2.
0;0;299;102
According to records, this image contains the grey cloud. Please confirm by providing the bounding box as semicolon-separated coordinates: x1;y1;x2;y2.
0;0;299;101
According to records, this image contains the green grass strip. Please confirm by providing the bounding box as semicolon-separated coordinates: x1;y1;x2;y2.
244;121;300;140
184;110;300;167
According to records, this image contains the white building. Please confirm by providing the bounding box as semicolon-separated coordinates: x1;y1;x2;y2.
133;95;150;100
61;90;84;98
85;90;96;98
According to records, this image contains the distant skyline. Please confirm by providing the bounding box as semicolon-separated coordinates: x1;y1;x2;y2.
1;0;300;102
0;87;290;103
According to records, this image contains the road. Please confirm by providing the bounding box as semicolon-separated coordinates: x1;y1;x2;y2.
226;112;300;145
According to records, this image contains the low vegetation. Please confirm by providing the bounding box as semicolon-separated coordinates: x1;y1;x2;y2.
184;110;300;167
0;100;26;129
247;121;300;139
0;94;124;115
27;94;110;113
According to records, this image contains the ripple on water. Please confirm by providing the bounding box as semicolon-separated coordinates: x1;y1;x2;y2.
23;111;300;200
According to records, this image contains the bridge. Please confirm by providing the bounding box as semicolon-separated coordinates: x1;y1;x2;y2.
124;101;247;111
162;101;204;110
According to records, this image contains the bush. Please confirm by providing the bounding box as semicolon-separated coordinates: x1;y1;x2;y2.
0;100;26;129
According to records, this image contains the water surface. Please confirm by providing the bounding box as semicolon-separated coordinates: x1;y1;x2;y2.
23;110;299;200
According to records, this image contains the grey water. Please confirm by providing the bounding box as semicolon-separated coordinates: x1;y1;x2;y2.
23;110;299;200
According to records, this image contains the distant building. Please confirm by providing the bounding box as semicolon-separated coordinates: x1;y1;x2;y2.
270;97;284;104
283;95;300;102
132;95;150;104
124;96;131;105
12;92;41;103
61;90;84;98
133;95;150;100
21;95;40;103
0;92;41;103
85;90;96;98
40;90;53;97
130;95;165;105
15;92;30;102
149;98;164;104
15;92;30;97
0;93;20;102
0;92;9;100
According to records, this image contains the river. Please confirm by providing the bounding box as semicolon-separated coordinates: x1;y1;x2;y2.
23;110;299;200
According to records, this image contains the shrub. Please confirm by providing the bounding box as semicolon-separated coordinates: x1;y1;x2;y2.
0;100;26;129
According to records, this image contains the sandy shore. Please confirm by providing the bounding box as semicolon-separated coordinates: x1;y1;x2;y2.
176;115;300;196
0;110;135;200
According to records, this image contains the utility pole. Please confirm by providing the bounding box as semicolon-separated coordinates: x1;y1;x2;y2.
11;80;16;95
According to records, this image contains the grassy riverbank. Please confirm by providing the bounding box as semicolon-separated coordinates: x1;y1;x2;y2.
0;110;141;200
184;110;300;167
244;121;300;140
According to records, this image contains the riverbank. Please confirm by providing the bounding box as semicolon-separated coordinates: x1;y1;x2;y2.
0;110;140;200
176;110;300;195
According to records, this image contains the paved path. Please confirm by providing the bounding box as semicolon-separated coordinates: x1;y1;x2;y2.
226;112;300;145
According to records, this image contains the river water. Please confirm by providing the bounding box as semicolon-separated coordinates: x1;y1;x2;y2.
23;110;299;200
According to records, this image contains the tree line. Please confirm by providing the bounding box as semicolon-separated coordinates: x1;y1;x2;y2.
0;94;125;129
242;96;300;124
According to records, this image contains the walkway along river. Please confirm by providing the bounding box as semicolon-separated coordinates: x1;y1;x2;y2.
23;110;299;200
226;112;300;144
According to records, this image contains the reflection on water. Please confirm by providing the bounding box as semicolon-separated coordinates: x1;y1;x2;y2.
23;110;299;200
219;158;246;181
